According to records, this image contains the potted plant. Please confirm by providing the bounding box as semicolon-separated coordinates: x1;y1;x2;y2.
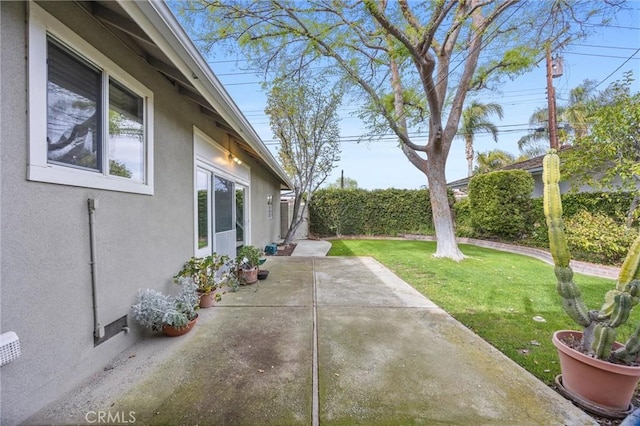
236;245;262;284
131;279;199;337
174;254;231;308
543;149;640;418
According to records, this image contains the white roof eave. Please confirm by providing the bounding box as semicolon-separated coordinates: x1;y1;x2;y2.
116;0;293;189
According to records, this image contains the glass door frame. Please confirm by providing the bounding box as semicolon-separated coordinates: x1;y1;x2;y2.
235;184;249;252
193;127;251;257
195;167;212;257
194;161;251;258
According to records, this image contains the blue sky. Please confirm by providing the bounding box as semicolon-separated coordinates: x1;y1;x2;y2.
177;3;640;190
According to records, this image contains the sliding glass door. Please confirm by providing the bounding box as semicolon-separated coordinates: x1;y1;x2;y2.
195;166;244;259
213;175;236;259
196;168;211;256
235;185;247;251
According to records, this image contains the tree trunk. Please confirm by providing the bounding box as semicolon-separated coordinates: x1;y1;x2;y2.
465;135;473;177
427;155;464;261
283;192;305;245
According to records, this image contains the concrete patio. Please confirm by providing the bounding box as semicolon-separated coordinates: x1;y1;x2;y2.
27;254;596;425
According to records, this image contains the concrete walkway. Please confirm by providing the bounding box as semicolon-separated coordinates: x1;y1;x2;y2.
291;238;332;256
27;248;596;425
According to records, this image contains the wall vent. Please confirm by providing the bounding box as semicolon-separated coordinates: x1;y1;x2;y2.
0;332;21;366
94;315;129;347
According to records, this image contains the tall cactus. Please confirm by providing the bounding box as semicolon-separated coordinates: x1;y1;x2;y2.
543;151;591;329
543;150;640;362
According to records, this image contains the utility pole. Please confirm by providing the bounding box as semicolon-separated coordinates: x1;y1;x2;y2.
546;45;563;150
546;45;558;149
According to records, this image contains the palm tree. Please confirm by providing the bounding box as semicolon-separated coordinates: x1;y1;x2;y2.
458;101;504;177
474;149;516;175
516;107;551;157
562;81;596;140
517;80;596;155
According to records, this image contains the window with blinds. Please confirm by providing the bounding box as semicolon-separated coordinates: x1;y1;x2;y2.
47;39;102;171
29;4;154;194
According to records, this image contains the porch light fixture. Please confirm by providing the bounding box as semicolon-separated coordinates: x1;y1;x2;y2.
229;154;242;165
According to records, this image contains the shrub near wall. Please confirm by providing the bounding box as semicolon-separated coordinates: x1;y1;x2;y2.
309;188;436;237
468;170;534;240
564;210;639;265
525;192;638;265
525;192;636;247
561;192;635;221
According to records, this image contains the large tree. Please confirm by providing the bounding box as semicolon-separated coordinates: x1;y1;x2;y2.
183;0;621;260
458;101;504;177
266;74;342;244
562;72;640;226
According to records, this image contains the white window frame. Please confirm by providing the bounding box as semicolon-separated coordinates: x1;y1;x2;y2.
267;195;274;220
28;3;154;195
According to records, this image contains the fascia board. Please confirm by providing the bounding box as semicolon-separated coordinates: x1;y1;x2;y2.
116;0;293;189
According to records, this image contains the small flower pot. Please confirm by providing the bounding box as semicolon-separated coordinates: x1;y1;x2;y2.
257;270;269;280
198;291;217;308
242;267;258;284
163;315;198;337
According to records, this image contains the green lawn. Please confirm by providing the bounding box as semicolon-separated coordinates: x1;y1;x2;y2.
327;239;629;385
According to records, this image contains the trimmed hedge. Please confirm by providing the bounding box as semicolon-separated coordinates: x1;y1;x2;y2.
468;170;535;240
453;197;474;238
309;188;441;237
559;192;634;220
308;182;638;266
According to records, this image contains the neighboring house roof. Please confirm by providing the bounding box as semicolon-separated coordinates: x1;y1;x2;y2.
86;1;292;189
448;153;545;190
501;155;544;173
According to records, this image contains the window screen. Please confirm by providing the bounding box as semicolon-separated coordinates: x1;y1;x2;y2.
215;176;234;232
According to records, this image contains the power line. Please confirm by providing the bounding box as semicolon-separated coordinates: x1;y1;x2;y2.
572;44;640;51
565;51;640;60
262;122;540;145
593;47;640;89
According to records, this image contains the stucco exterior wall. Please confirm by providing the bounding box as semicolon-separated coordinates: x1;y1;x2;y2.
249;162;283;250
532;172;615;197
0;2;283;424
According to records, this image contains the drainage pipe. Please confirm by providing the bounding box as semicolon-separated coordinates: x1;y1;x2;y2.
88;199;104;340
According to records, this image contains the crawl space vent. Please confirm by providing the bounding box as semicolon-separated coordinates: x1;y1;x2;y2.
0;332;21;366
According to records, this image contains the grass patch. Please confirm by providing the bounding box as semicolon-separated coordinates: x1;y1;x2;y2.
327;239;630;385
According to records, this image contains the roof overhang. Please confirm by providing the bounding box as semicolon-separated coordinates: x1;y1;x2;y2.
84;0;292;189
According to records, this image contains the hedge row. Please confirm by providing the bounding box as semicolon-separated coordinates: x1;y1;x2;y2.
309;188;443;236
308;183;637;265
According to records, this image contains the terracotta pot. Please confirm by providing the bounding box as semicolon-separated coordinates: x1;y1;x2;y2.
162;315;198;337
242;267;258;284
198;291;216;308
552;330;640;412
